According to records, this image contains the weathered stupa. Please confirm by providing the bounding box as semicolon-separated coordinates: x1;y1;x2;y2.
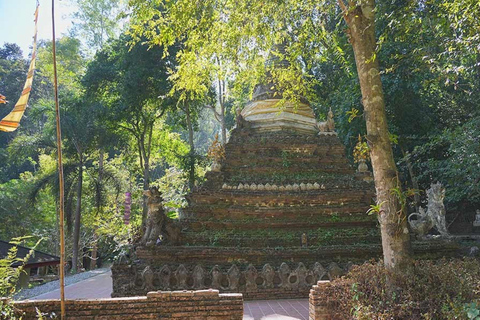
112;48;456;299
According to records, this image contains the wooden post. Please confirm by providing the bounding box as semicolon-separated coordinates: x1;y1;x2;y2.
51;0;66;318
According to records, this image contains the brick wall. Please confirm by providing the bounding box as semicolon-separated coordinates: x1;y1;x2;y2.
309;281;338;320
13;289;243;320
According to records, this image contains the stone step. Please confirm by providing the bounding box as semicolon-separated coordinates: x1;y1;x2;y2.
181;205;372;220
182;203;371;216
221;165;354;176
224;145;348;157
135;244;386;266
182;219;377;232
224;155;350;165
180;233;380;248
187;190;372;206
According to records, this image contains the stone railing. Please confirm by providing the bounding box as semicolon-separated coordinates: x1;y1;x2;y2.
112;261;346;300
12;289;243;320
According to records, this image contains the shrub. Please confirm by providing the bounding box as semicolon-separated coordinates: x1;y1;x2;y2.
0;237;41;319
325;259;480;320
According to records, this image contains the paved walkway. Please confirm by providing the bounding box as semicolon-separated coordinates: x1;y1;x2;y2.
29;271;113;300
27;271;309;319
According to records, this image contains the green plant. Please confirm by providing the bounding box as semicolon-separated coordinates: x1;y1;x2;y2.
353;135;370;163
465;302;480;320
1;237;42;319
367;201;386;216
281;150;291;168
325;259;480;319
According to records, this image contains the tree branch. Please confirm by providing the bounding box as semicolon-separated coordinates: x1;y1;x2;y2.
338;0;350;24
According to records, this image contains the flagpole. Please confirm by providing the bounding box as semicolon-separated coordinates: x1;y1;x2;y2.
51;0;66;318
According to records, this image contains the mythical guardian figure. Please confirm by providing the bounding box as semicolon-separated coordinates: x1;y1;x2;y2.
317;108;335;133
408;182;449;237
142;186;181;246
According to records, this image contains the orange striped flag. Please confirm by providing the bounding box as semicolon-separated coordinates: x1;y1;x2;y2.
0;4;39;132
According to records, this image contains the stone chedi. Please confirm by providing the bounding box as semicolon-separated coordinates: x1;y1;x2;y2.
112;86;382;299
113;47;380;299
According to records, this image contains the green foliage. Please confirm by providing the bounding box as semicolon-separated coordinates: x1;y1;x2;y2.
326;259;480;320
0;237;40;297
465;302;480;320
411;117;480;206
70;0;126;53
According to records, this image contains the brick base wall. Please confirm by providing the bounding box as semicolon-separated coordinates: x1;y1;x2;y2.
309;281;338;320
13;289;243;320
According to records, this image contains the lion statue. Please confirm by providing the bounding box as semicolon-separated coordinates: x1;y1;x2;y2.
142;186;181;246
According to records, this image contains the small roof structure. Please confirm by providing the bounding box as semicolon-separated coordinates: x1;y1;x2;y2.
0;240;60;269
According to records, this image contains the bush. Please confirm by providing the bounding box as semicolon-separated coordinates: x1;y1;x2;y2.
325;259;480;320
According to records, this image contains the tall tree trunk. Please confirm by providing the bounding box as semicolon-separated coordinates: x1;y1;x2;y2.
142;148;150;223
72;156;83;273
218;79;227;145
90;148;105;270
340;0;411;270
185;104;196;190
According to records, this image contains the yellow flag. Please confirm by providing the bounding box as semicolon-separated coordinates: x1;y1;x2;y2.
0;5;39;132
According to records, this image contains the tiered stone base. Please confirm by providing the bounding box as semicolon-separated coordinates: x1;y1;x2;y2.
180;128;377;249
111;240;459;299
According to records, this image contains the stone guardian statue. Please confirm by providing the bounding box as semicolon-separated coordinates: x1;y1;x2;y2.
408;182;449;237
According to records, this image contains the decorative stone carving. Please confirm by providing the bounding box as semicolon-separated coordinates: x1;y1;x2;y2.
408;182;448;237
192;265;205;289
159;265;172;290
142;186;181;246
257;183;265;190
251;183;257;190
279;263;291;289
306;183;314;190
327;262;343;280
262;264;275;289
113;261;348;297
314;182;320;189
317;108;336;133
227;264;240;290
142;187;165;246
265;183;272;190
357;159;369;173
313;262;327;281
245;264;258;292
293;183;300;191
142;266;155;292
211;265;222;289
296;263;308;289
286;184;293;191
211;161;222;172
175;264;188;289
473;210;480;228
238;183;244;190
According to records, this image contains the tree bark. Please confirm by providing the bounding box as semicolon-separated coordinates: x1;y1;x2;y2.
72;156;83;273
340;0;411;270
218;79;227;145
185;104;196;191
91;148;105;270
